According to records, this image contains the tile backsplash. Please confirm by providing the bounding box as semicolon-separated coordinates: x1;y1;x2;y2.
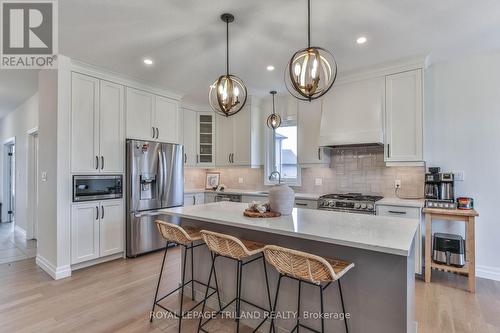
185;147;424;198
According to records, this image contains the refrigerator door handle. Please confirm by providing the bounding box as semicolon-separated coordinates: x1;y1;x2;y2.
133;211;164;218
158;150;164;202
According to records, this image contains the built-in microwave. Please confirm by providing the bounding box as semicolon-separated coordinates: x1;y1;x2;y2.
73;175;123;202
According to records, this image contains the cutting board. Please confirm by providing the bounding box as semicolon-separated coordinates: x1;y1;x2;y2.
243;209;281;218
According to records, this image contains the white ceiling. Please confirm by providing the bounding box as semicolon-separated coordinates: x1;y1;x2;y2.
2;0;500;113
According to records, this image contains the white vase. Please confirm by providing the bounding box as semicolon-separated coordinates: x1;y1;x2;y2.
268;184;295;215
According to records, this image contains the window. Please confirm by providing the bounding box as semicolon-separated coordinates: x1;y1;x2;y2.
265;120;301;185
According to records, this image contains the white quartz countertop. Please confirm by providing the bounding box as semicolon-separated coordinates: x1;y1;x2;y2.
161;202;419;256
376;197;425;208
184;188;321;200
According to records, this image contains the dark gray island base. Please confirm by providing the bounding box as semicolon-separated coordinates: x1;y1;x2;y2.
161;202;417;333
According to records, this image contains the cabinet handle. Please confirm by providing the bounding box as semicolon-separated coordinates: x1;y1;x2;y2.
96;206;99;220
184;153;187;164
101;206;105;219
152;127;155;139
388;210;406;215
95;156;99;170
101;156;104;170
387;144;390;158
296;202;308;207
193;195;196;205
318;148;321;160
231;153;234;163
196;154;199;164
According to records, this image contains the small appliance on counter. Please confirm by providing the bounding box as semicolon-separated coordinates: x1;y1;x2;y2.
432;233;465;267
457;197;474;210
425;167;456;209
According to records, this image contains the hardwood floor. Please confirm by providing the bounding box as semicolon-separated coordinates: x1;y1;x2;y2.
0;247;498;333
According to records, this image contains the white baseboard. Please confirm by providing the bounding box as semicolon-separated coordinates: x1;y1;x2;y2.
36;255;72;280
14;225;26;238
477;265;500;282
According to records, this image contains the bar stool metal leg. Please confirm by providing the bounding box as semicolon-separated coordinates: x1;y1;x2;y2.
211;253;223;311
177;245;189;333
319;285;324;333
269;274;283;333
150;241;169;322
191;245;195;301
197;253;216;333
338;279;349;333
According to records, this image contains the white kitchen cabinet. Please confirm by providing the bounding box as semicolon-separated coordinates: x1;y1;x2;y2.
71;73;124;173
99;80;125;173
197;112;216;167
204;192;216;203
184;193;205;206
376;204;422;274
71;202;100;264
182;108;198;167
71;73;100;173
126;88;180;143
215;98;263;167
71;200;124;264
297;99;330;166
385;69;423;163
155;95;180;144
99;200;125;257
216;115;234;167
126;87;155;141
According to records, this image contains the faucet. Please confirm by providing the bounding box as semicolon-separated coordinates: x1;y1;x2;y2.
269;171;281;184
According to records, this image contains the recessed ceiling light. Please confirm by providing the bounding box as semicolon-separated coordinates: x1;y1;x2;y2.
143;58;153;65
356;36;367;45
266;65;275;71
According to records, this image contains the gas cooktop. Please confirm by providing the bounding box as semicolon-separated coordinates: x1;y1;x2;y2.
318;193;383;214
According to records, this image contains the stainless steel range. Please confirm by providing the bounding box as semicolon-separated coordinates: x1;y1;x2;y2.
318;193;383;215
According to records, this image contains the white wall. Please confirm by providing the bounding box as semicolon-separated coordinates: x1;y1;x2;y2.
0;93;39;231
425;49;500;280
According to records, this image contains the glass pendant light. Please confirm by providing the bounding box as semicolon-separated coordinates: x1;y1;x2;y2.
285;0;337;101
266;91;281;130
209;13;248;117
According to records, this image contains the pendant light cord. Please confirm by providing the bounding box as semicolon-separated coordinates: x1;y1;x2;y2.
272;94;275;114
226;18;229;76
307;0;311;48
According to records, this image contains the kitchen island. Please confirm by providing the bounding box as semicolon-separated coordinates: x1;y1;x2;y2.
160;202;418;333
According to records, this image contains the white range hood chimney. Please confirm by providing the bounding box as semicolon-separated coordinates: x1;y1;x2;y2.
318;76;384;147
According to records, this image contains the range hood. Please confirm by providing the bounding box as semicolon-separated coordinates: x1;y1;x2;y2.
318;76;384;147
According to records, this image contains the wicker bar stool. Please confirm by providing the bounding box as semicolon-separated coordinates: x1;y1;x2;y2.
263;245;355;333
197;230;273;333
150;220;222;333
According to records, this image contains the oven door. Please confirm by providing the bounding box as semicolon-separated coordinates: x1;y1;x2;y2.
73;175;123;202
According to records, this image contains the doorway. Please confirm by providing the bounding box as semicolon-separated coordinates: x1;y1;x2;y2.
27;128;39;240
3;139;15;224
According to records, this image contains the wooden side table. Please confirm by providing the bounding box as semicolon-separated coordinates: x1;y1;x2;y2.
423;208;479;292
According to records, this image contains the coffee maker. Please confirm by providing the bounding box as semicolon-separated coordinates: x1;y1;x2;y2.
425;167;456;209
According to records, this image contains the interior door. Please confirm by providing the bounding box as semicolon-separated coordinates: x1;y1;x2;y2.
71;72;100;173
71;203;100;264
99;200;124;257
99;80;124;173
155;96;179;144
126;88;154;141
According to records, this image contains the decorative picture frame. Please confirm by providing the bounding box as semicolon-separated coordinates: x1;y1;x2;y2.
205;172;220;190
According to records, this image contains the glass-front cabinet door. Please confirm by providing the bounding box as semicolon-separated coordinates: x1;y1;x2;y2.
196;112;215;167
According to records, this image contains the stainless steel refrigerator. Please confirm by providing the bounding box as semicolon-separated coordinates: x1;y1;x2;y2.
126;139;183;257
